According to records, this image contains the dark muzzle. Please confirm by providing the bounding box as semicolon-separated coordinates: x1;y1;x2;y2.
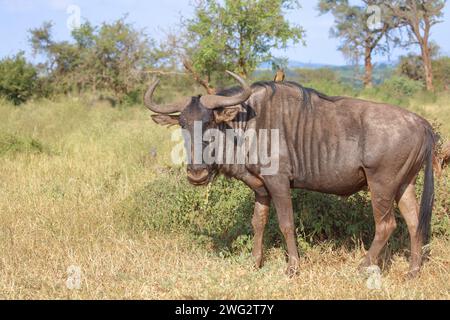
187;168;210;186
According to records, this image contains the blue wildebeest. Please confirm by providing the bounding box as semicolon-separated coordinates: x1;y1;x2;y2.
146;71;436;278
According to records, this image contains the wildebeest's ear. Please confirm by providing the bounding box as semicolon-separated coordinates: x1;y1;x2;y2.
213;107;240;124
151;115;180;127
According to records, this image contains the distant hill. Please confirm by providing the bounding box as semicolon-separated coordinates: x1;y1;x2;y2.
257;60;397;87
259;60;334;69
259;59;397;70
287;61;335;69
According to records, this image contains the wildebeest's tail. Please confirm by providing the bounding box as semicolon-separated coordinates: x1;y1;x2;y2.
418;129;436;245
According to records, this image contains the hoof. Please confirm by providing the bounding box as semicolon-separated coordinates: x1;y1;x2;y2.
253;255;264;269
285;264;299;278
358;260;371;275
406;267;420;279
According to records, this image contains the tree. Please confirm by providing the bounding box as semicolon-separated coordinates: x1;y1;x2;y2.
181;0;305;91
432;56;450;91
318;1;398;88
398;49;450;91
0;52;37;105
398;53;425;81
397;42;440;81
386;0;447;92
29;18;158;101
30;22;82;94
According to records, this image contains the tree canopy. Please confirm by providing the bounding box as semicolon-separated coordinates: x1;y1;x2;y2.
182;0;305;89
0;52;38;105
318;0;399;88
0;1;449;105
29;18;157;101
386;0;447;91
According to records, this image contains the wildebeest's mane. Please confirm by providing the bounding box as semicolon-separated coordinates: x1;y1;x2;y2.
215;81;345;108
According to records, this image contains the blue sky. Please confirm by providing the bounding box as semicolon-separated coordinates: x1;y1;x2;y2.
1;0;449;66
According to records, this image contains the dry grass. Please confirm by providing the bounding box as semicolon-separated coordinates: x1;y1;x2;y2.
0;97;448;300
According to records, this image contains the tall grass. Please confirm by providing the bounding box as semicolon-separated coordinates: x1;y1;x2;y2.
0;92;448;299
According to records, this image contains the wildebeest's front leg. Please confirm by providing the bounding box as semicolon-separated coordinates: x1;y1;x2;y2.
241;174;271;269
252;194;270;269
263;175;299;277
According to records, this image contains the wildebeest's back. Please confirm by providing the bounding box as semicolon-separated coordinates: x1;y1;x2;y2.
334;97;433;177
247;82;432;196
248;83;367;195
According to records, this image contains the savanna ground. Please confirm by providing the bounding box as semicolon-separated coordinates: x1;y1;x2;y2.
0;91;449;300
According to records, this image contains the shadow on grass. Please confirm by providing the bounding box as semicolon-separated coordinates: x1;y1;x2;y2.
116;168;412;267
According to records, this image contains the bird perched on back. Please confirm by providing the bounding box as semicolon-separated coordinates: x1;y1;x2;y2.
274;69;286;82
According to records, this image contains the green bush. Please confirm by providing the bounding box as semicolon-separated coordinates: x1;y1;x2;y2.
382;76;424;97
397;54;424;82
117;169;254;251
362;76;424;106
290;68;357;97
117;165;449;256
303;79;357;97
117;169;378;254
0;53;38;105
397;54;450;92
295;68;337;83
432;57;450;91
0;132;46;155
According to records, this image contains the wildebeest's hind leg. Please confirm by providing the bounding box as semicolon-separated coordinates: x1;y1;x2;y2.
396;183;423;278
252;195;271;269
359;180;398;271
263;176;300;277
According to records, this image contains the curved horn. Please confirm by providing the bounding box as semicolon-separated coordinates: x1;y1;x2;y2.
144;79;190;114
201;71;252;109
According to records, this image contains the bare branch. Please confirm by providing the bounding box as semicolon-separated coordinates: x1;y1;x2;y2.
182;59;216;95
